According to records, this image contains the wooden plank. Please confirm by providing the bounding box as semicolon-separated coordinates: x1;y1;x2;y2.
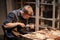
40;17;53;21
57;6;60;29
52;0;55;28
40;0;44;26
25;2;35;4
58;7;60;29
35;0;39;31
6;0;13;13
40;3;53;5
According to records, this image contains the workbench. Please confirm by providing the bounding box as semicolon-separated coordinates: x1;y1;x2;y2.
21;29;60;40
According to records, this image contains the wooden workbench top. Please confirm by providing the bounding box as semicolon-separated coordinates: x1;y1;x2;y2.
22;29;60;40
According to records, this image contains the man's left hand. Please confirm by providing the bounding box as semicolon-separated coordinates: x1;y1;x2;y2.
26;24;34;29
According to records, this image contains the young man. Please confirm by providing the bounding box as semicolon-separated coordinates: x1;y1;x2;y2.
3;5;34;40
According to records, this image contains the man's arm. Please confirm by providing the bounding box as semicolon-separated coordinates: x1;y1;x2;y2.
4;22;25;28
3;12;25;28
4;22;19;28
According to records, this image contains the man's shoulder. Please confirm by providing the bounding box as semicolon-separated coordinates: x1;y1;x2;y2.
7;9;21;17
10;9;21;14
11;10;18;14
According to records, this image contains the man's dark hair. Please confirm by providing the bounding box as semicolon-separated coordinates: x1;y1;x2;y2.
22;5;34;16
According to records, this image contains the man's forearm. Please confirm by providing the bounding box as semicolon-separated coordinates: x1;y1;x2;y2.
4;23;19;28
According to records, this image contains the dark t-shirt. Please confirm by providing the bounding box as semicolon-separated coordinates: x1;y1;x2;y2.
3;9;34;35
3;9;27;25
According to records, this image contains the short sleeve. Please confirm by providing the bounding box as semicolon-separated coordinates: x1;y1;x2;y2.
3;12;16;25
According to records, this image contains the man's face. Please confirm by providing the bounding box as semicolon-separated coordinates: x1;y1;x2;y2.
22;13;31;19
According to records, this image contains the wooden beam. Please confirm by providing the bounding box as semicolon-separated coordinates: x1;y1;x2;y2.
6;0;13;14
56;6;60;29
52;0;55;28
58;6;60;29
35;0;39;31
40;0;44;25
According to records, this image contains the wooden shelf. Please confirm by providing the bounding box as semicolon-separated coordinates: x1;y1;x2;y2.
24;2;56;6
40;17;53;21
40;3;53;5
25;2;35;4
31;16;59;22
40;17;59;21
17;2;57;6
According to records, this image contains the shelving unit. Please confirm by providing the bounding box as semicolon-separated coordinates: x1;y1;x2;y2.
16;0;59;31
40;0;59;29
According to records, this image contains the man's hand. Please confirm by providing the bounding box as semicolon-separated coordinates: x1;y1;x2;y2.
26;24;30;28
30;24;34;29
17;22;25;27
26;24;34;29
